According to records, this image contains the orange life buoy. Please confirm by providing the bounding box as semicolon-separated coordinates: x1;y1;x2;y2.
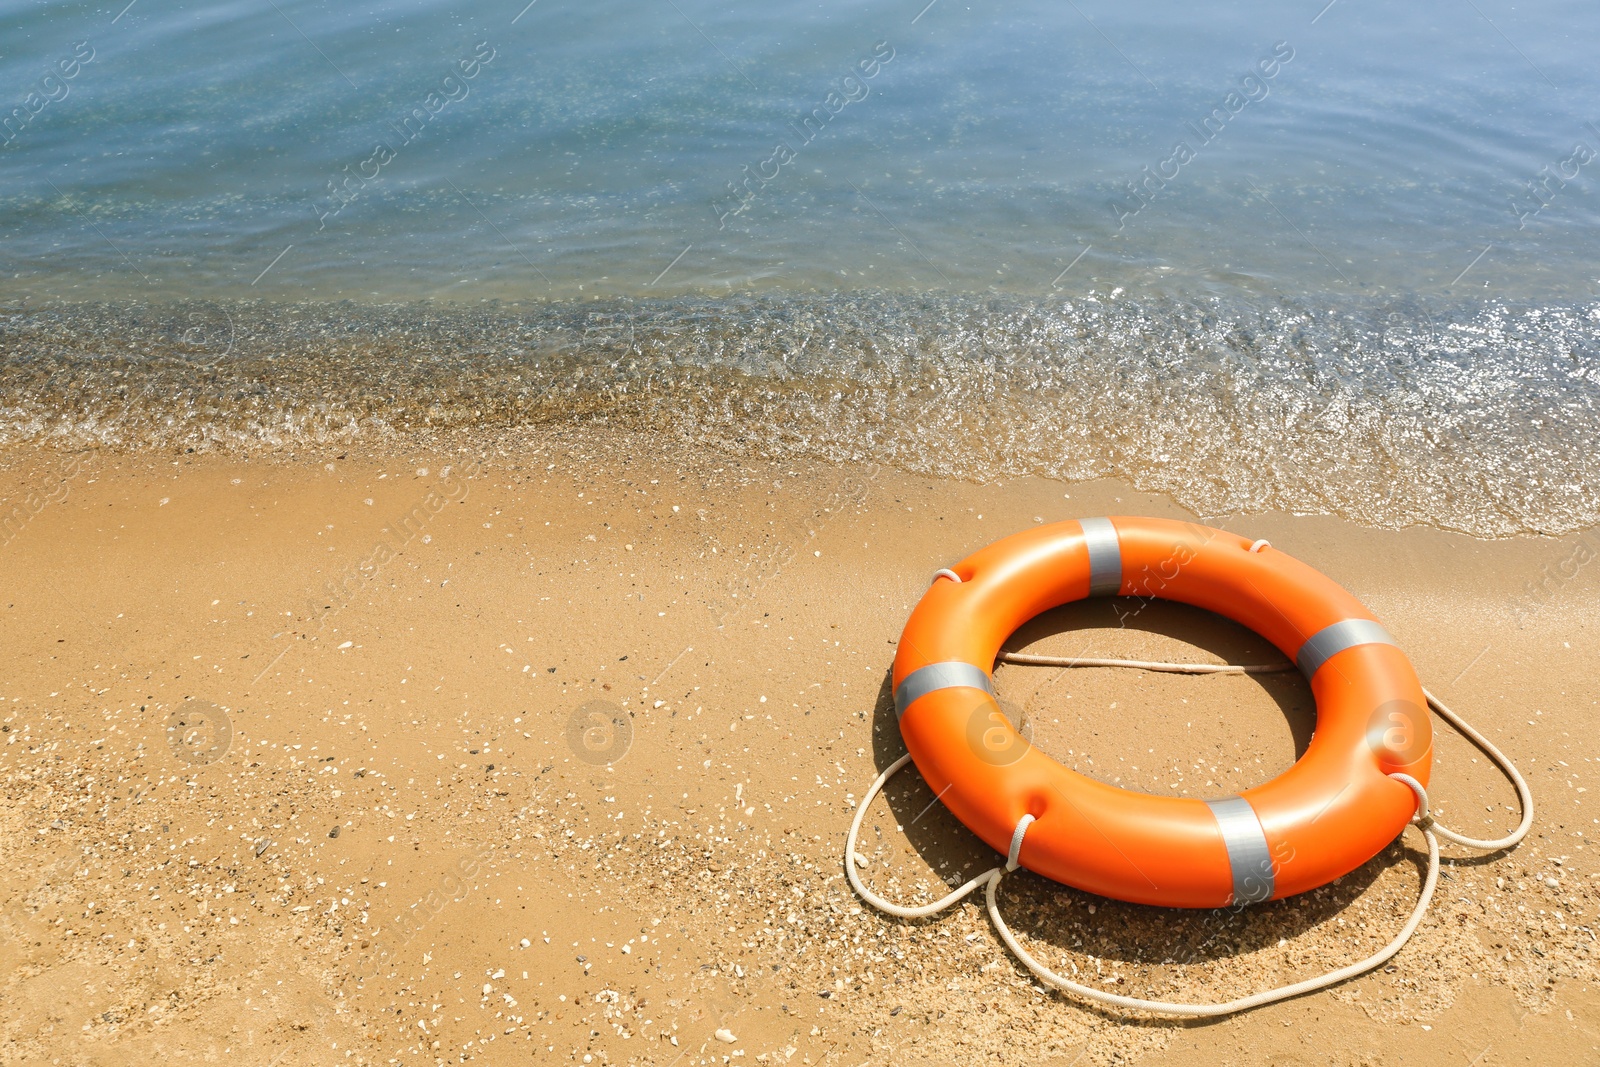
893;516;1433;909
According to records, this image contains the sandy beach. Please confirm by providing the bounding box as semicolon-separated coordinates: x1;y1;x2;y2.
6;0;1600;1060
1;427;1596;1065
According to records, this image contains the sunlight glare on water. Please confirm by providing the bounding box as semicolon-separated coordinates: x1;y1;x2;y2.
2;0;1597;535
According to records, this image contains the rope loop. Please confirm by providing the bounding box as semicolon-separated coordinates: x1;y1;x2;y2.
932;568;963;584
1006;814;1035;872
1388;772;1431;827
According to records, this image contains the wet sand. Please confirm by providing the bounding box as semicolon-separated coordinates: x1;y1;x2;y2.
1;427;1597;1065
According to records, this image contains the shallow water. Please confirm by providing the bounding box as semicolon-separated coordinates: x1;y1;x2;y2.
4;294;1596;537
5;0;1598;300
2;1;1597;534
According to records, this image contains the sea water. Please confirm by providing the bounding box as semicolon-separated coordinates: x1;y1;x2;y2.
2;0;1597;534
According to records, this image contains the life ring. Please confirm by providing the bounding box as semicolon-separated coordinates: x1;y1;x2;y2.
892;516;1433;909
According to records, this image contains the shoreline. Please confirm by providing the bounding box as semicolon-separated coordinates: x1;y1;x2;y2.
1;429;1596;1064
5;294;1600;540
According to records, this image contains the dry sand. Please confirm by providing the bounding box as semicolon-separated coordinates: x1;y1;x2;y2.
1;427;1597;1065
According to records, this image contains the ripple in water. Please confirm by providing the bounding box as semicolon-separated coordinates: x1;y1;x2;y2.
2;293;1596;537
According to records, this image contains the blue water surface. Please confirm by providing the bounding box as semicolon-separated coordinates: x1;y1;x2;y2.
2;0;1597;302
